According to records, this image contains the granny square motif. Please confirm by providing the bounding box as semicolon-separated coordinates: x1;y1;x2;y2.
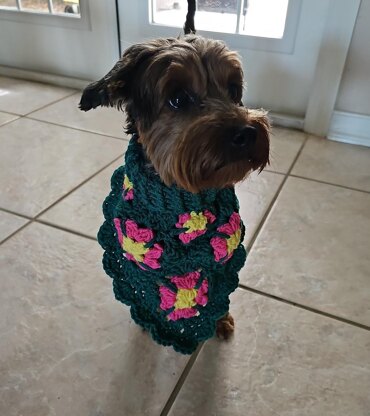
98;135;247;354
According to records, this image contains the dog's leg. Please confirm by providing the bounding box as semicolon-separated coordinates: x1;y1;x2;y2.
216;312;235;340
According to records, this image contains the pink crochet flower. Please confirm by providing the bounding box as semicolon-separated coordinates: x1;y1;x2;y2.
123;174;134;201
210;212;242;263
176;210;216;244
159;271;208;321
114;218;163;270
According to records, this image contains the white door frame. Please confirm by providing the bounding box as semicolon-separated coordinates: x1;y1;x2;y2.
304;0;361;137
0;0;362;139
0;0;120;81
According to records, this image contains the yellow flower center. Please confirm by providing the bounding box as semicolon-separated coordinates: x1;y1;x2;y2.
226;229;241;255
123;175;133;190
174;289;197;309
122;236;148;262
183;212;208;233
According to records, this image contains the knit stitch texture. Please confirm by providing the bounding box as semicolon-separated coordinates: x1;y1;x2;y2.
98;135;247;354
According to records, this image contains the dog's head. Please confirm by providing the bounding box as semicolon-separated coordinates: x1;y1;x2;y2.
80;36;270;193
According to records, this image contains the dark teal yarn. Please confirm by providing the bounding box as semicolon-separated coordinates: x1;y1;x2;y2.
98;135;247;354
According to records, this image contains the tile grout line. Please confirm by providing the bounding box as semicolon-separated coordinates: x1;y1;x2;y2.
0;117;21;128
0;110;21;116
0;215;97;246
23;90;79;117
26;116;129;143
0;155;123;245
0;207;32;220
0;90;78;121
34;154;124;219
288;174;370;195
240;133;370;333
246;135;309;252
263;169;286;176
0;208;34;245
0;220;33;245
35;219;97;241
160;342;205;416
0;89;128;143
239;284;370;331
238;168;369;195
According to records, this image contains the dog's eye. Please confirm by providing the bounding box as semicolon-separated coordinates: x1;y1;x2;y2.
228;84;240;102
168;90;194;110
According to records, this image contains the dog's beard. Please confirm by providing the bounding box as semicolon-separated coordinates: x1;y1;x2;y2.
138;107;270;193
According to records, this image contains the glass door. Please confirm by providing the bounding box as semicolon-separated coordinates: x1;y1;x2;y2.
117;0;360;136
0;0;81;18
153;0;289;39
0;0;120;80
118;0;323;118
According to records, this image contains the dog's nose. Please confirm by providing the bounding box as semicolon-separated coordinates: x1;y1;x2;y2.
231;126;257;148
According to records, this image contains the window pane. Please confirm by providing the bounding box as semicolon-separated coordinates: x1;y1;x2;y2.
0;0;18;8
53;0;80;16
0;0;80;16
239;0;289;38
153;0;237;34
152;0;289;39
198;0;238;14
21;0;49;13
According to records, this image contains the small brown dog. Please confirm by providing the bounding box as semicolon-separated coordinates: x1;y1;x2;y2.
80;36;269;352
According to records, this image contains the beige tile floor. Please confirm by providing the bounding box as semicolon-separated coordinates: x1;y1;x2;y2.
0;78;369;416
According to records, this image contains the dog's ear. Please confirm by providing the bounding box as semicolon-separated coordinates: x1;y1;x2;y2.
79;39;174;112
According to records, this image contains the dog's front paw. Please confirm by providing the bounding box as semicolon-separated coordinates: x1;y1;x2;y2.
216;312;235;340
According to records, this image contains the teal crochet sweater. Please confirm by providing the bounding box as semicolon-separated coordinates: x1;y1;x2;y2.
98;135;247;354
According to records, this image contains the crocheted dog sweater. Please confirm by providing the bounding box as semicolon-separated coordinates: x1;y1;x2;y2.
98;135;247;354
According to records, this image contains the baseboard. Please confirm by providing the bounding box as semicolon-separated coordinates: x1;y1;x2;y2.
328;111;370;148
0;68;305;131
0;65;91;90
269;112;304;131
3;66;367;148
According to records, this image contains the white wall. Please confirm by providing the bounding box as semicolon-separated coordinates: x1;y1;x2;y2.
335;0;370;116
